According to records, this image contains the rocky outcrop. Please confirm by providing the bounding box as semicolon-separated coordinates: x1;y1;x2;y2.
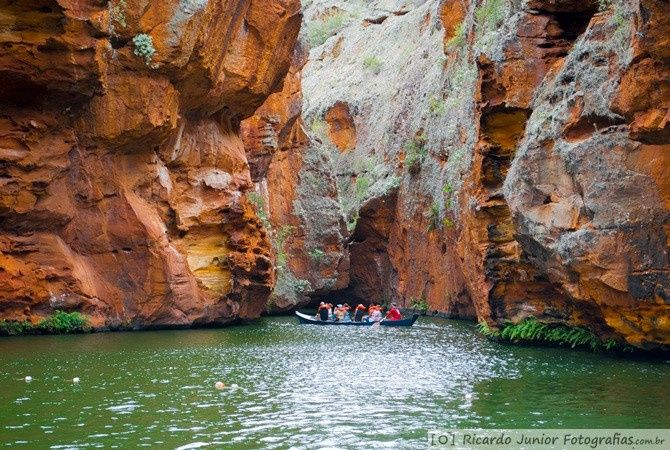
503;0;670;349
241;42;349;312
298;0;669;349
0;0;301;329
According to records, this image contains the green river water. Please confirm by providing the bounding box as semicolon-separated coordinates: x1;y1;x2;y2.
1;316;669;449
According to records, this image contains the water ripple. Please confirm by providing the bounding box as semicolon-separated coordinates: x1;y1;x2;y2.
0;316;668;448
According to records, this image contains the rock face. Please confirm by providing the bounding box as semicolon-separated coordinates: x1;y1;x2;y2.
0;0;301;328
241;42;350;312
298;0;669;349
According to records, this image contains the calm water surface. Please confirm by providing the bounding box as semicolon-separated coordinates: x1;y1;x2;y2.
0;316;669;449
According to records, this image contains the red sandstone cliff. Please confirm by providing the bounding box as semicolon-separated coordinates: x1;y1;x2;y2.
0;0;301;329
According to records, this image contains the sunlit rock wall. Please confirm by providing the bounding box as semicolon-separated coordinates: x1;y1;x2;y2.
0;0;301;329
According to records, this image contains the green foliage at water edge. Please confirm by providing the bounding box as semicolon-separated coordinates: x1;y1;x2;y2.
410;297;428;312
1;310;91;336
477;318;632;353
38;310;90;334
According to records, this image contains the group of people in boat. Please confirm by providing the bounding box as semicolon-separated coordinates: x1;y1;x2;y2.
316;302;403;322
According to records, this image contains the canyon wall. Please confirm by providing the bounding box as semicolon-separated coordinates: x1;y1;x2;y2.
1;0;667;350
0;0;301;329
296;0;669;350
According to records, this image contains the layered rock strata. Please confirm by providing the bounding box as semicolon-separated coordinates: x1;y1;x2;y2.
0;0;301;328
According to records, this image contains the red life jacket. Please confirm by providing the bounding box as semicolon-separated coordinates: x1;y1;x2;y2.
387;307;402;320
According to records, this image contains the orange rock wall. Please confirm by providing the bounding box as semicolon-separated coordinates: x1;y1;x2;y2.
0;0;301;328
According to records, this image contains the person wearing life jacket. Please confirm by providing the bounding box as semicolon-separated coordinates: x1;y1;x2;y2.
353;304;366;322
386;303;402;321
334;304;346;321
368;304;383;322
317;302;330;321
342;303;352;322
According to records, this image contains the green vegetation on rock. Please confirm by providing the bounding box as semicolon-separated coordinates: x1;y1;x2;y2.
447;21;467;49
247;191;271;229
355;175;371;202
598;0;613;11
0;310;90;336
404;134;428;175
309;247;326;263
475;0;507;32
363;55;383;75
133;33;156;65
426;201;441;232
272;225;295;269
110;0;127;30
478;318;631;352
428;96;446;116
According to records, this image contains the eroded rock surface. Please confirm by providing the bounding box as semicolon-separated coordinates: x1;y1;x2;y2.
299;0;669;349
0;0;301;328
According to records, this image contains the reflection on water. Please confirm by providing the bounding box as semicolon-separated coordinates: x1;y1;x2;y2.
0;317;668;448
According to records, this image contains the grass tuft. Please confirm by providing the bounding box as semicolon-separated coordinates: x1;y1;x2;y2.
362;55;383;75
306;11;347;47
475;0;507;32
447;21;467;48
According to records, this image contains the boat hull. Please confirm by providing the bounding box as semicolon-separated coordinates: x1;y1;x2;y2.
295;311;419;327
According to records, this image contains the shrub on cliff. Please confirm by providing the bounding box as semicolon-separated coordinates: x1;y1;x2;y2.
37;310;90;334
426;201;441;231
133;33;156;65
